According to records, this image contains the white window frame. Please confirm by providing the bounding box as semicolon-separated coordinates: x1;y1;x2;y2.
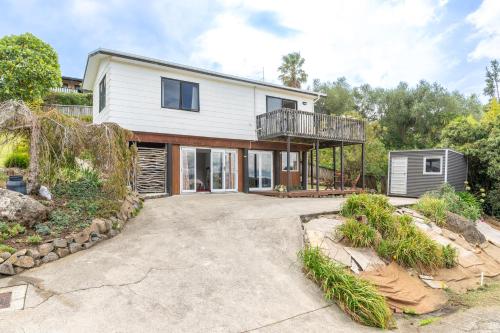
281;152;299;171
423;156;443;175
248;150;274;191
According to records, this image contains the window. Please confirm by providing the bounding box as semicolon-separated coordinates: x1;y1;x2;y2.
423;156;442;175
281;152;299;171
266;96;297;112
161;78;199;111
99;75;106;112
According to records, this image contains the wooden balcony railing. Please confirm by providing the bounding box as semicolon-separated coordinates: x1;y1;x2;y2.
256;108;366;143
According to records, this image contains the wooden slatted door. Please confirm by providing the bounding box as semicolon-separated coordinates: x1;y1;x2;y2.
136;146;166;193
390;157;407;195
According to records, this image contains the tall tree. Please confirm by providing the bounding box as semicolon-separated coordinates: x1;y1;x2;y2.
278;52;307;88
484;59;500;101
0;33;61;102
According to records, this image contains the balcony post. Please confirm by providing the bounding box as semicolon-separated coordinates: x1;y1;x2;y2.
361;143;365;189
340;141;344;191
315;139;320;192
286;136;291;192
310;147;313;189
301;150;307;190
332;146;336;189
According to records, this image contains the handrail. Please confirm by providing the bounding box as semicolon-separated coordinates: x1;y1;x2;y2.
256;108;366;142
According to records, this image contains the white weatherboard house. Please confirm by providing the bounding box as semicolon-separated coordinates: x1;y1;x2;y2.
83;49;366;195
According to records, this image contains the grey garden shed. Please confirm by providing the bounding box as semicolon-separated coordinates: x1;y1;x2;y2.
387;149;467;197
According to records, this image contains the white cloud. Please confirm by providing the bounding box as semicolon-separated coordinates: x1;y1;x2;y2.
467;0;500;61
190;0;451;88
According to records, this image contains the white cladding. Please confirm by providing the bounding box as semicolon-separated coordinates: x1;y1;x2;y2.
92;58;316;141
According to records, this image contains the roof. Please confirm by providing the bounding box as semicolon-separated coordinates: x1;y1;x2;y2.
82;48;326;97
389;148;464;156
62;76;83;82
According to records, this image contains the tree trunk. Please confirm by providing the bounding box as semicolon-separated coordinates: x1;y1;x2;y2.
27;119;40;194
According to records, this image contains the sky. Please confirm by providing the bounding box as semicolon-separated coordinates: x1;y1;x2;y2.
0;0;499;100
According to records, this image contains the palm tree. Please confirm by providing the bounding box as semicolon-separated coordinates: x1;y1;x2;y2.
278;52;308;88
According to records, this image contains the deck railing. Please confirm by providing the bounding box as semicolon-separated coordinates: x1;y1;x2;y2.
256;108;366;142
43;104;93;118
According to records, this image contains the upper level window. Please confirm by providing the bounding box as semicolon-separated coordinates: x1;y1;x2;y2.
266;96;297;112
423;156;442;175
161;77;199;112
281;152;299;171
99;75;106;112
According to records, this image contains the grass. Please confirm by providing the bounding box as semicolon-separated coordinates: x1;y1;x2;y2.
413;195;447;225
338;219;377;247
441;244;458;268
447;282;500;308
419;316;441;326
341;194;454;270
299;247;394;329
27;234;42;245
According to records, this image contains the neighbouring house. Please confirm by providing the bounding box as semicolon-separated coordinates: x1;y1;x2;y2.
51;76;84;93
387;149;467;197
82;49;366;196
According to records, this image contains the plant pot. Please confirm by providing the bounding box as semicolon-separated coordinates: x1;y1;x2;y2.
6;175;27;194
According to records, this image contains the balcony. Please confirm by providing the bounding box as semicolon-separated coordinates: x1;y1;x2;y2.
256;108;366;144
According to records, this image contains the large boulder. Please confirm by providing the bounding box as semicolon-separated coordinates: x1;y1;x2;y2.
445;212;486;245
0;188;49;228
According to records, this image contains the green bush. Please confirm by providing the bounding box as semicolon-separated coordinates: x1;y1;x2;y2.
413;195;447;225
438;184;481;221
441;244;458;268
27;234;42;245
43;91;92;106
34;224;51;236
4;152;29;168
0;222;26;240
0;243;16;254
300;247;394;329
338;219;377;247
376;215;443;270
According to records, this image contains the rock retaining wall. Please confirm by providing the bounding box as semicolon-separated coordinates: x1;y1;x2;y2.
0;191;143;277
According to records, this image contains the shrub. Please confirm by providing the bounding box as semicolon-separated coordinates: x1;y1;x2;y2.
413;195;447;225
0;222;26;240
338;219;377;247
439;184;481;221
376;215;443;270
27;235;42;245
34;224;51;236
0;243;16;254
441;244;458;268
299;247;394;328
43;91;92;106
4;152;29;168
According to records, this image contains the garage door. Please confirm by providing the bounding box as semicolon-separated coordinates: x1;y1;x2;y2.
390;157;407;195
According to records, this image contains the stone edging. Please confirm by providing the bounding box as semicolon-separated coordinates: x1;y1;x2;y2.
0;192;143;277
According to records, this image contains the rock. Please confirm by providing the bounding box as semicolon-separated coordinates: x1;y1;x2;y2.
0;262;15;275
0;188;49;228
445;212;486;244
38;185;52;200
34;259;41;267
14;266;25;274
53;238;67;248
108;229;119;237
26;248;40;259
0;258;3;264
73;229;90;244
13;249;27;257
5;253;18;265
0;252;11;260
69;242;83;254
55;248;69;258
104;220;112;232
13;255;34;268
38;243;54;256
41;252;59;263
83;241;94;249
91;218;108;234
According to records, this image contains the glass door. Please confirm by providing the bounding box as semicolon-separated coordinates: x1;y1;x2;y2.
211;149;238;192
248;151;273;191
181;147;196;193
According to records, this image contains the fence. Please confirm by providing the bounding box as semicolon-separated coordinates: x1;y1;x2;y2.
44;104;93;118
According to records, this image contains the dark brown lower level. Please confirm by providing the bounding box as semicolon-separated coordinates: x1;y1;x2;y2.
132;132;309;195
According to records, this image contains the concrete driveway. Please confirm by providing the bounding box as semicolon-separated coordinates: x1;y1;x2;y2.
0;194;415;333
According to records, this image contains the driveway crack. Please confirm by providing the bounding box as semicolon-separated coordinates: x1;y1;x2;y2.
240;304;334;332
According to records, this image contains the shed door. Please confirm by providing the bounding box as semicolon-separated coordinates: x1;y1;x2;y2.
390;157;407;195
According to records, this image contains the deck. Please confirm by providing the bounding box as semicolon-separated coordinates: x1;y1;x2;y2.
256;108;366;144
250;189;363;198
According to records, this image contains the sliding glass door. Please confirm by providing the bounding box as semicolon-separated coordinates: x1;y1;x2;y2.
249;151;273;191
181;147;196;193
211;149;238;192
